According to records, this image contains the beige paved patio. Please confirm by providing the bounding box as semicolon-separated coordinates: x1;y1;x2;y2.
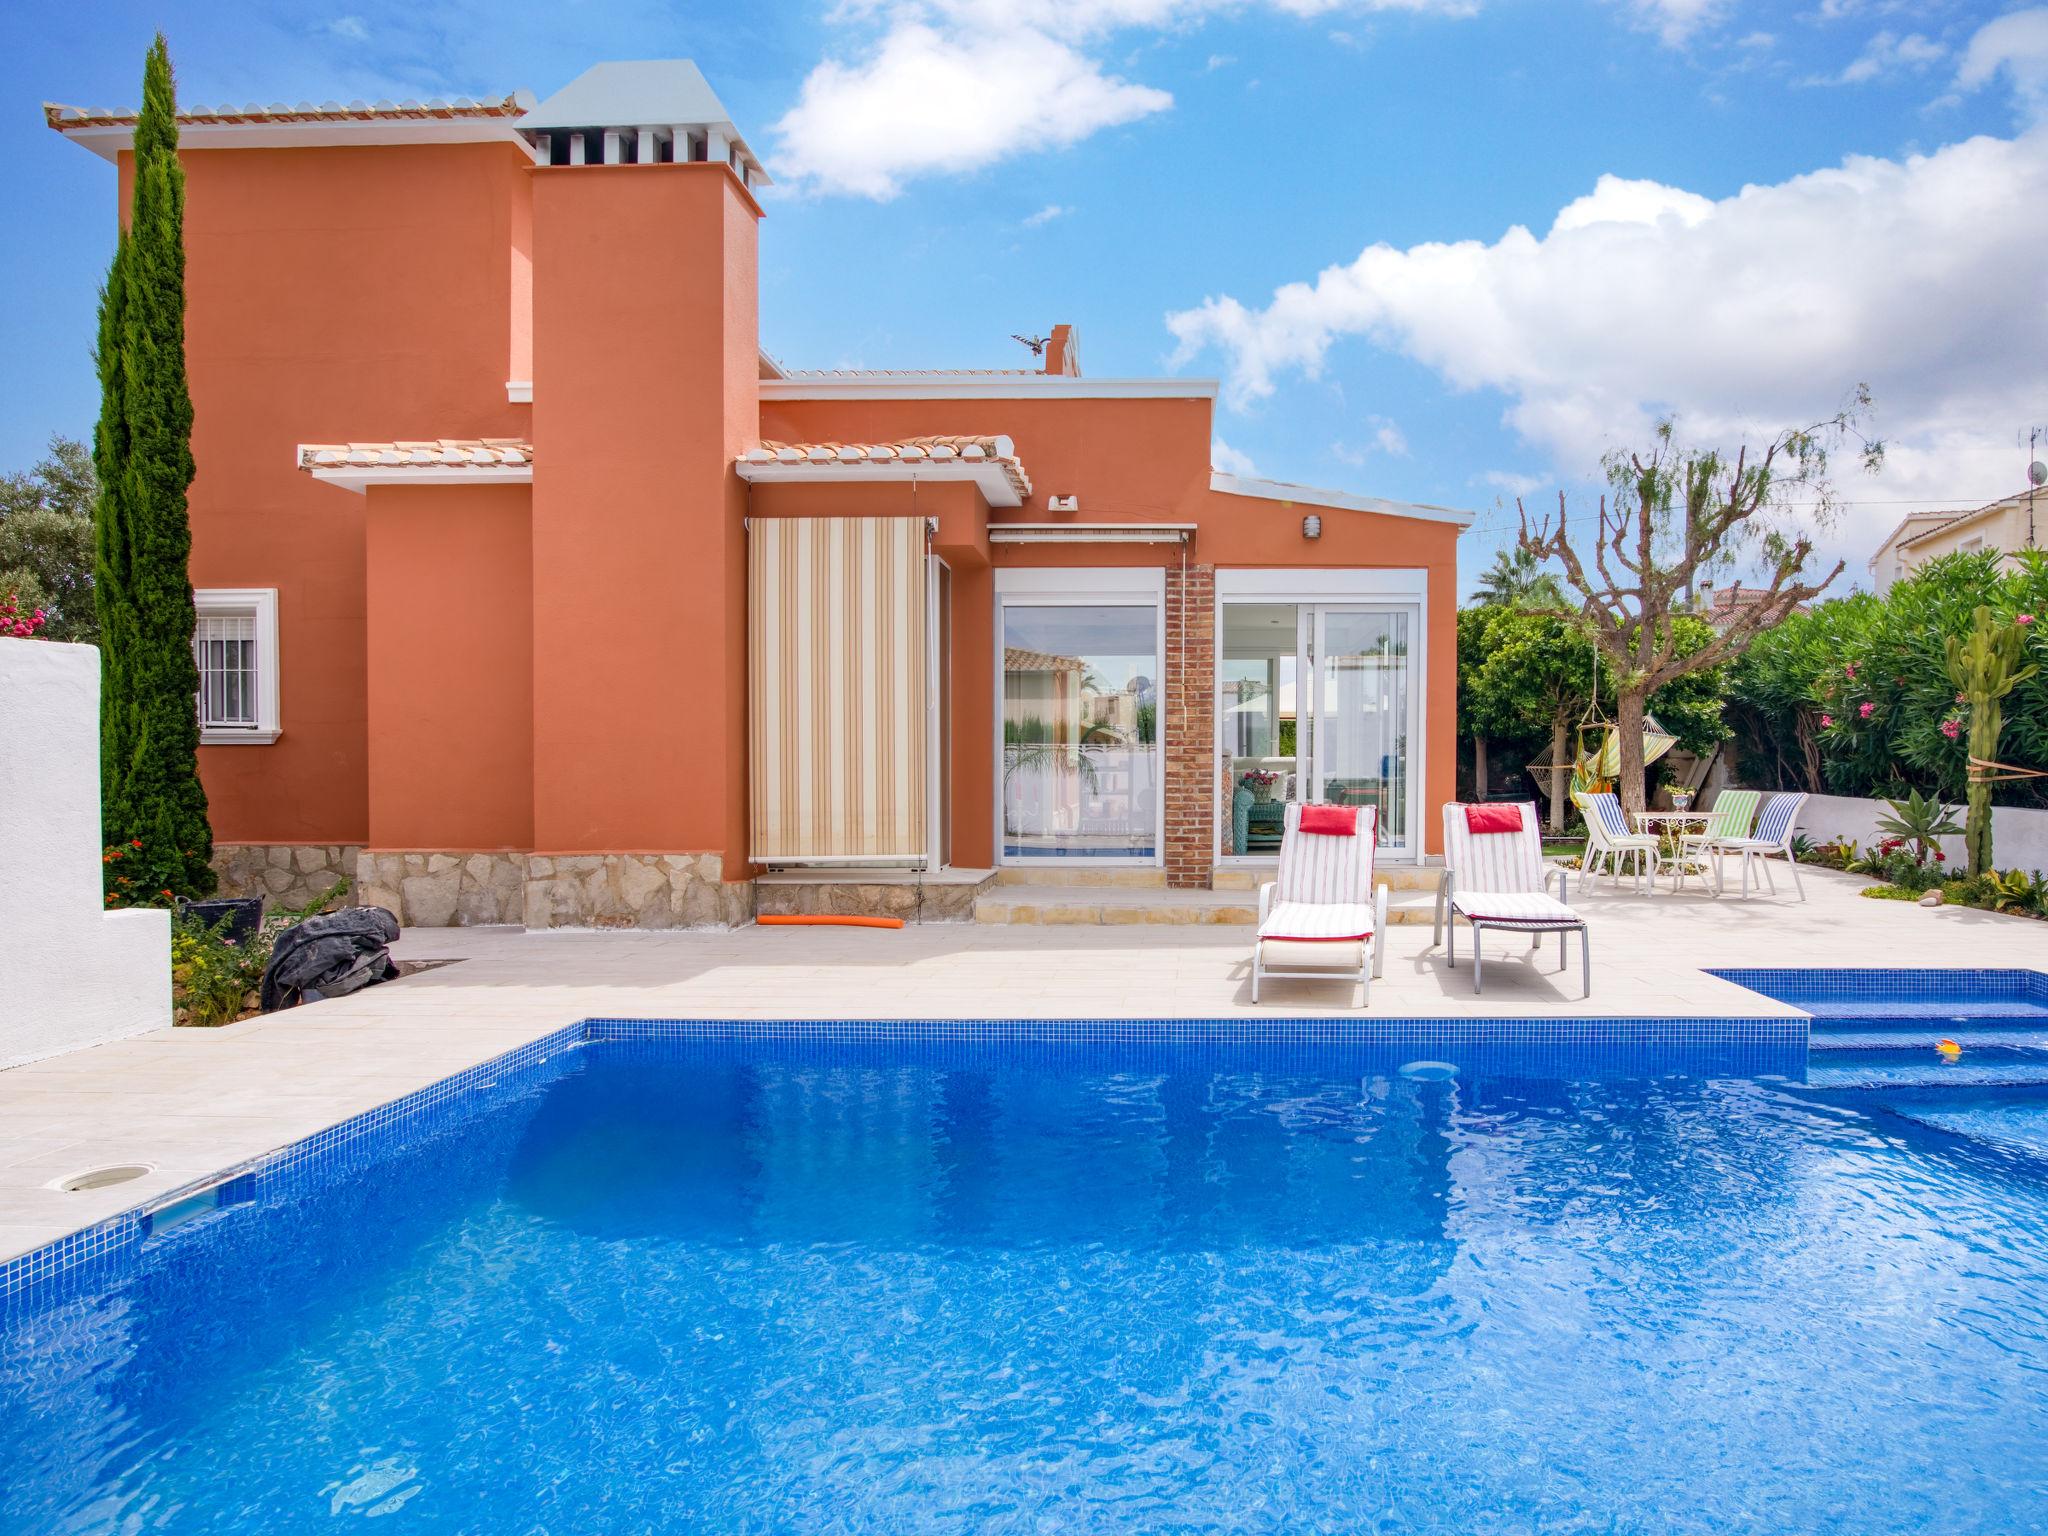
6;864;2046;1264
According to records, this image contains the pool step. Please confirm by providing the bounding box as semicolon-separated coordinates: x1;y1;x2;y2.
974;886;1440;927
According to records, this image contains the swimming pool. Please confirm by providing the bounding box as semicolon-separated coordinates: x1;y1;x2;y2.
5;1014;2048;1533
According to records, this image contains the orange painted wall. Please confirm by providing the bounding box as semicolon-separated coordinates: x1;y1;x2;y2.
763;394;1462;854
528;164;758;861
120;140;534;844
363;483;534;850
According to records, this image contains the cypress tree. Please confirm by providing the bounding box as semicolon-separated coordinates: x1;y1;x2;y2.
94;34;213;900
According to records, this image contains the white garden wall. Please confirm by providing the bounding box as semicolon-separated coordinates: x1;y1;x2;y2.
1788;790;2048;874
0;640;170;1069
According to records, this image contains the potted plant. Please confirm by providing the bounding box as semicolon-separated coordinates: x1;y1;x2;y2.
1242;769;1280;803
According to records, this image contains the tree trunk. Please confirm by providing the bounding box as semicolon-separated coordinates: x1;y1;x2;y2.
1548;716;1569;832
1616;689;1648;817
1474;735;1490;801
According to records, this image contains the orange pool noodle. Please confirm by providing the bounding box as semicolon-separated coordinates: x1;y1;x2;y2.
757;915;905;930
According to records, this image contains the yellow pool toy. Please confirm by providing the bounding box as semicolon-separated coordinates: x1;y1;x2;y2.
1936;1038;1963;1059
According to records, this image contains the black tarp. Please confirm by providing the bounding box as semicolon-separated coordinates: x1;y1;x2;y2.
260;906;400;1012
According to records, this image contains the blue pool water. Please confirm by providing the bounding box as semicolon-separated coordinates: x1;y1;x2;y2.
9;1027;2048;1533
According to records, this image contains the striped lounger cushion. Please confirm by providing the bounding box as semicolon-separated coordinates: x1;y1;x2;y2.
1260;901;1373;942
1449;892;1580;927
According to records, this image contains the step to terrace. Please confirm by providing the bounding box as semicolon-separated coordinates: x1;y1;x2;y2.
993;863;1443;893
975;885;1440;927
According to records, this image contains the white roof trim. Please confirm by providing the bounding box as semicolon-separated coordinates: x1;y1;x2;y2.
735;459;1025;508
505;379;533;404
990;523;1193;545
308;465;534;494
1210;472;1474;528
760;375;1218;402
52;116;535;163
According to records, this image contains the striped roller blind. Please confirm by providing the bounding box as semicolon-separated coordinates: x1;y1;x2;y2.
749;516;929;863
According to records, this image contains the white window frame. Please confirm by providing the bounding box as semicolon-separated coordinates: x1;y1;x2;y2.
194;588;281;745
1212;570;1430;866
993;567;1168;868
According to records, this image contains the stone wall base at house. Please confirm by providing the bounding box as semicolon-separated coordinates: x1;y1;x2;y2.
212;846;756;930
523;853;755;930
357;851;525;927
211;844;362;911
754;868;995;923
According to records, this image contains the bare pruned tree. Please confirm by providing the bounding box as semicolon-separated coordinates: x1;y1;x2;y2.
1517;390;1883;814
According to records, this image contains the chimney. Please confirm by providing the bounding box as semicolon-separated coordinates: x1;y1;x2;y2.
1042;323;1081;377
516;60;769;190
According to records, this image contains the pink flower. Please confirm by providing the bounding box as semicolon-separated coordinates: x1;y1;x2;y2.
1858;701;1874;719
1845;663;1858;678
1942;718;1962;739
1820;714;1834;728
1957;692;1967;704
2021;614;2036;625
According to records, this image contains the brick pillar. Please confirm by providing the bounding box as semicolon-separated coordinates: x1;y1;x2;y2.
1164;561;1216;889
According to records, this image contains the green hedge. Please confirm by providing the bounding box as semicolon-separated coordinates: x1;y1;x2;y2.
1727;549;2048;806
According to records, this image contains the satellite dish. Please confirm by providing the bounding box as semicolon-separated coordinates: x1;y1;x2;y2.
2031;460;2048;488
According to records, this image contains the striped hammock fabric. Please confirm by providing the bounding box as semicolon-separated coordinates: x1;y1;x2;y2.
748;516;928;863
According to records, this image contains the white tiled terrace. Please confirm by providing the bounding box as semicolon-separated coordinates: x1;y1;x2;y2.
5;865;2045;1264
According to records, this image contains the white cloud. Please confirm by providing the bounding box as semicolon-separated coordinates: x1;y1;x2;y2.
774;0;1481;197
1167;124;2048;569
1956;7;2048;121
1332;415;1407;463
1480;470;1545;498
327;15;369;41
1023;203;1070;226
1809;29;1945;87
1211;436;1259;476
1620;0;1728;47
774;24;1171;199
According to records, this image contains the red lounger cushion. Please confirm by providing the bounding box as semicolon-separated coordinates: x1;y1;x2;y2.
1298;804;1358;836
1464;803;1524;835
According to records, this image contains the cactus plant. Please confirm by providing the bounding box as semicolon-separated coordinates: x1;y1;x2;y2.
1944;605;2039;878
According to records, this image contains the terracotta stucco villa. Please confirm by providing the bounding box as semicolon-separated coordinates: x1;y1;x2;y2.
48;60;1471;929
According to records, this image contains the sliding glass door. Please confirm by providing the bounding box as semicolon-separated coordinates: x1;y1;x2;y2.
1219;598;1419;859
1000;596;1161;863
1310;607;1412;851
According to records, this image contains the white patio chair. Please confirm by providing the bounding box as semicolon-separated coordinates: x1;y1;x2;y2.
1433;800;1590;998
1708;790;1807;900
1252;803;1389;1007
1680;789;1758;887
1573;789;1658;891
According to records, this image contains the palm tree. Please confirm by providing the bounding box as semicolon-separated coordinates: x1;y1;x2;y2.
1472;544;1568;610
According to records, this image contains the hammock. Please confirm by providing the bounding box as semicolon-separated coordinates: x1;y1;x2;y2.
1566;715;1679;798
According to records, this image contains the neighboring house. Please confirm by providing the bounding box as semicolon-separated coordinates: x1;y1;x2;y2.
1696;585;1809;630
47;59;1470;929
1868;486;2048;594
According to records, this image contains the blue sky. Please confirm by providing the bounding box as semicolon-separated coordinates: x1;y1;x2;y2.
7;0;2047;591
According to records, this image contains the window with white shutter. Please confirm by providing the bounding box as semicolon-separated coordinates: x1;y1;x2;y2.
192;589;280;744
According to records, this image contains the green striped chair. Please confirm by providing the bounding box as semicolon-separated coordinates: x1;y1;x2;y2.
1681;790;1758;895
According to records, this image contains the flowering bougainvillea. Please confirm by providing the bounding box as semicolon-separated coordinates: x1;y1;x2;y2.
1;592;48;638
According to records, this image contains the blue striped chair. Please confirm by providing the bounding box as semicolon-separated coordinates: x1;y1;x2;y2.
1573;790;1659;891
1707;791;1807;900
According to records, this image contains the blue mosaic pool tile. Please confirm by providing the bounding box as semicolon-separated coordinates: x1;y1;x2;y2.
1712;968;2048;1012
2;1012;1807;1316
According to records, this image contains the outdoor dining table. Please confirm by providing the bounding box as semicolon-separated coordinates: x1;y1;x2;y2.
1633;808;1715;893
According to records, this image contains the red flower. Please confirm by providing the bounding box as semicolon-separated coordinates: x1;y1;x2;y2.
131;839;143;848
1820;713;1835;728
1935;850;1946;862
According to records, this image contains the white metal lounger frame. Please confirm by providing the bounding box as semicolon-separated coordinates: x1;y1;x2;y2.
1253;803;1390;1006
1432;800;1591;998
